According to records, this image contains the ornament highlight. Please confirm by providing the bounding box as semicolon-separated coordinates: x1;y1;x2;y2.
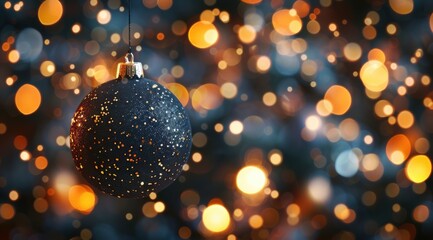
70;54;192;198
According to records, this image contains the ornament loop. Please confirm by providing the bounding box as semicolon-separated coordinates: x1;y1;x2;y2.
125;52;134;63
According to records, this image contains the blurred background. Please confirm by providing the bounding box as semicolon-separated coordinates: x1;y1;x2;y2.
1;0;433;239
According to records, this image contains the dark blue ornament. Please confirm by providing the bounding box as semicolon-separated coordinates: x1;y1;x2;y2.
70;56;191;198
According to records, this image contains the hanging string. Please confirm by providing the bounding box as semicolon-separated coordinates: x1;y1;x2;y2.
128;0;131;53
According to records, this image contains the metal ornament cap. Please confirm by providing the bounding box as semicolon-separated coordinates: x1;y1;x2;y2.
116;53;144;79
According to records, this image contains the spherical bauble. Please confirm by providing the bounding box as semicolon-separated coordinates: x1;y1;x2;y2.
70;77;192;198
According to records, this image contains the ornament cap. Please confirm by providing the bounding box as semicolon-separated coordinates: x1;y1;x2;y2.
116;53;144;79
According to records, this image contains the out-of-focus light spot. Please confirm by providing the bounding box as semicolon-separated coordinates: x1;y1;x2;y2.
172;20;187;36
362;154;380;171
68;184;97;214
256;55;271;73
316;99;333;117
40;61;56;77
364;135;373;144
13;135;27;150
8;50;20;63
415;138;430;154
397;110;414;129
307;20;320;34
238;25;256;44
262;92;276;106
343;43;362;62
386;134;411;165
305;115;321;131
0;203;15;220
249;215;263;229
72;24;81;33
111;33;121;43
62;73;81;90
191;83;223;111
15;84;42;115
430;13;433;33
200;10;215;23
287;203;300;218
368;48;386;63
9;190;19;201
154;201;165;213
334;204;356;223
386;24;397;35
389;0;413;15
236;166;267;194
292;0;310;18
363;25;377;39
219;11;230;23
339;118;359;141
165;83;189;107
324;85;352;115
179;226;192;239
34;198;48;213
229;120;244;135
20;150;31;161
374;100;393;117
5;1;12;9
38;0;63;25
202;204;231;233
142;202;157;218
272;9;302;36
214;123;224;132
301;60;317;77
97;9;111;25
157;0;172;10
405;155;432;183
413;205;429;223
35;156;48;170
16;28;43;61
192;152;202;163
308;176;331;204
360;60;389;92
220;82;238;99
241;0;262;4
335;150;359;178
192;132;207;148
188;21;218;49
268;149;283;166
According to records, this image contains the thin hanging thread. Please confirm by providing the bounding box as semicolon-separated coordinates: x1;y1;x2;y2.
128;0;131;53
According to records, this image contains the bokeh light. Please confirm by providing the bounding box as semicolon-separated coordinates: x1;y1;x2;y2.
405;155;432;183
38;0;63;25
15;84;42;115
360;60;389;92
236;166;267;194
202;204;231;233
188;21;219;49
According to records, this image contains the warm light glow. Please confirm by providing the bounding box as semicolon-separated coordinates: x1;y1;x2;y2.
238;25;256;44
229;120;244;135
188;21;219;49
38;0;63;26
272;9;302;36
405;155;432;183
202;204;231;233
343;43;362;62
68;184;97;214
324;85;352;115
389;0;413;15
236;166;267;194
191;84;223;111
397;110;414;129
386;134;411;165
165;83;189;107
15;84;42;115
40;60;55;77
360;60;389;92
368;48;386;63
35;156;48;170
97;10;111;25
248;215;263;229
305;115;321;131
241;0;262;4
308;176;331;204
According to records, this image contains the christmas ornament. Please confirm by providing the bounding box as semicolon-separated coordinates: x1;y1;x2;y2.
70;1;191;198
